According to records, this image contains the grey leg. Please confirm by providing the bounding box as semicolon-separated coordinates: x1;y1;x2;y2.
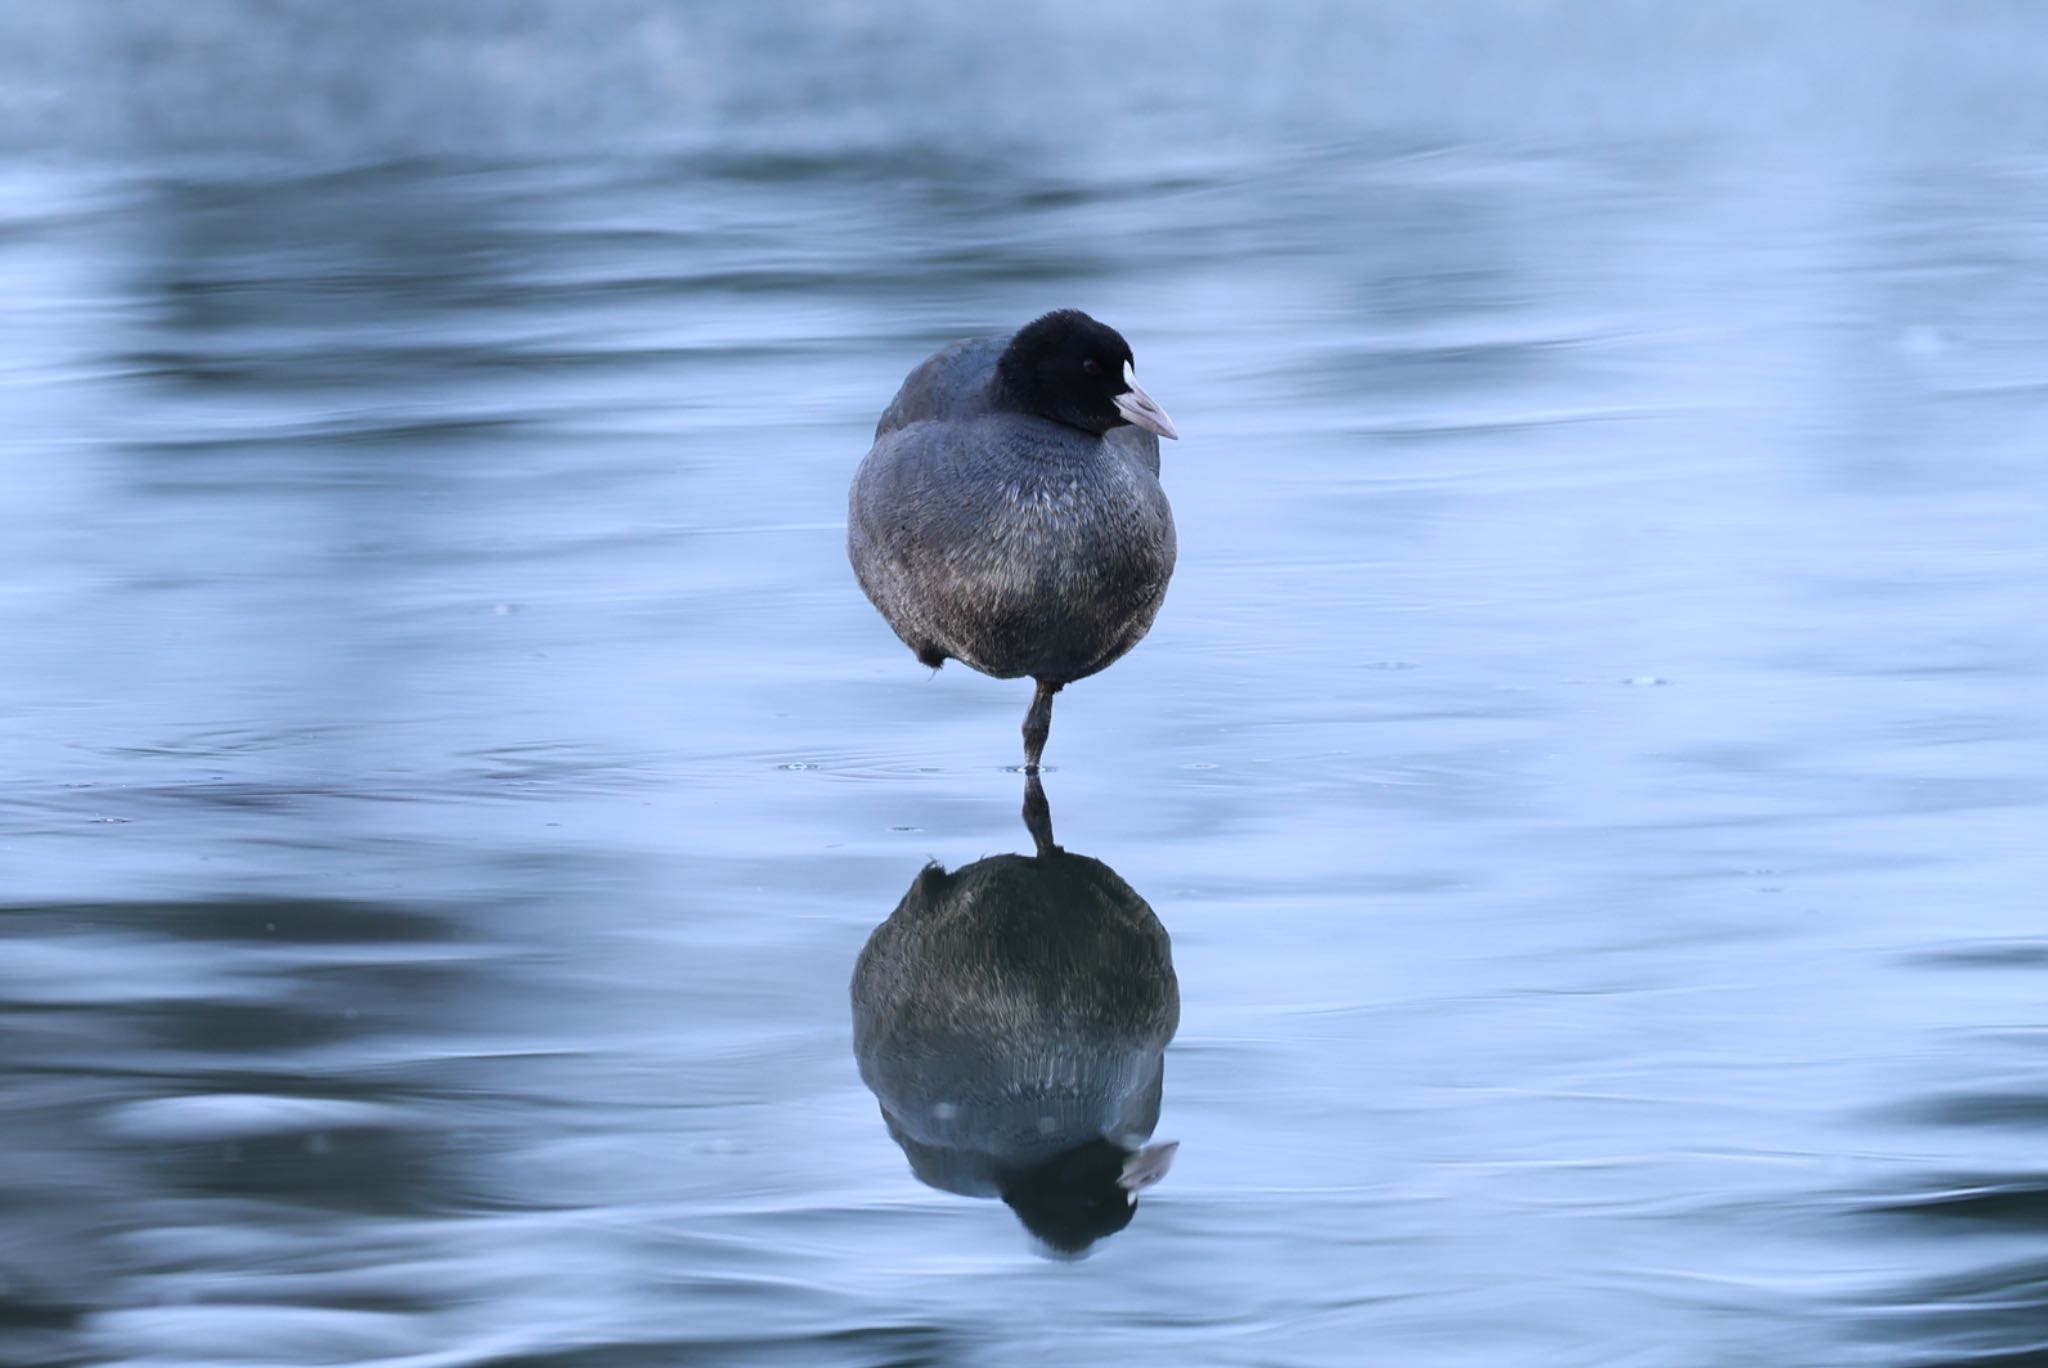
1022;678;1061;773
1022;772;1057;855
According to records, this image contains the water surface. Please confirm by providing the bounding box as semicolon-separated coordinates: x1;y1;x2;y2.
4;6;2048;1365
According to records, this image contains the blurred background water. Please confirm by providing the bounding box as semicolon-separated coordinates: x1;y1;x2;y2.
4;3;2048;1364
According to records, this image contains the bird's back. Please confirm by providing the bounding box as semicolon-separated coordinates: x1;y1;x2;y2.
873;335;1008;438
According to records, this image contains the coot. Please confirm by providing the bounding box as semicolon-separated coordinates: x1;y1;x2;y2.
850;776;1180;1255
848;310;1178;771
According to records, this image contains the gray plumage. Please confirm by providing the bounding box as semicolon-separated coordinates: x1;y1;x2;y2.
848;311;1178;770
849;785;1179;1254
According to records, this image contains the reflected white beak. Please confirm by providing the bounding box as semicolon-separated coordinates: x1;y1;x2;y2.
1113;359;1179;440
1117;1140;1179;1194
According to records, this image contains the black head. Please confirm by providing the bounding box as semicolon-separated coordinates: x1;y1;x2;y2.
993;309;1178;440
999;1138;1141;1256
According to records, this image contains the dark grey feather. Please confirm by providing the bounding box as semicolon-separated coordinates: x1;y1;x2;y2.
850;827;1178;1253
849;321;1176;687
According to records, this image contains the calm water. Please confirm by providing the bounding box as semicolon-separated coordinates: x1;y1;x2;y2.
5;5;2048;1365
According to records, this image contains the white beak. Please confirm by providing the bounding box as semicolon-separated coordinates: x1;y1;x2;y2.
1113;359;1179;440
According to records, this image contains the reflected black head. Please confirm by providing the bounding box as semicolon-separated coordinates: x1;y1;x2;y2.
999;1138;1139;1255
994;309;1137;437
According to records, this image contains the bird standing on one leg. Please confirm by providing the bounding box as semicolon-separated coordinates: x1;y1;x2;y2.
848;309;1179;772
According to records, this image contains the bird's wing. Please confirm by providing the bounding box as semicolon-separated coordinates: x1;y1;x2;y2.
874;335;1009;438
1104;424;1161;478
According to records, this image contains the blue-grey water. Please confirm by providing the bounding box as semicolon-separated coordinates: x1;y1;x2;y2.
5;4;2048;1365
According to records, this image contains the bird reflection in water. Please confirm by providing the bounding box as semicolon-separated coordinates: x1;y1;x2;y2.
851;777;1179;1256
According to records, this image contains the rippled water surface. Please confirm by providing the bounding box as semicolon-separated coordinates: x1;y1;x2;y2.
5;5;2048;1365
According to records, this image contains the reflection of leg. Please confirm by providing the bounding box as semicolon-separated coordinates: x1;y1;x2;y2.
1022;678;1061;773
1022;772;1057;855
